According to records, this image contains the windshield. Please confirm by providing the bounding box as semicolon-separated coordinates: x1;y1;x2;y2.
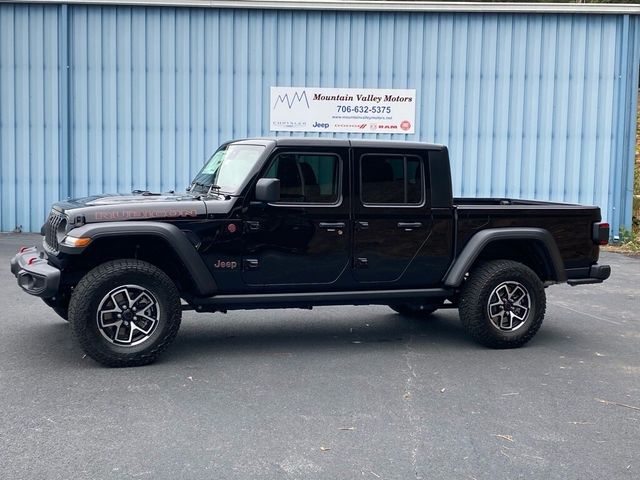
191;144;265;194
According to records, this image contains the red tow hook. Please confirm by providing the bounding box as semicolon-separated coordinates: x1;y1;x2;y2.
19;246;29;253
27;257;38;265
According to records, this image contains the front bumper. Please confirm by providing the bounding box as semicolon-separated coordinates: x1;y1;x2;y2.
566;264;611;286
10;247;61;298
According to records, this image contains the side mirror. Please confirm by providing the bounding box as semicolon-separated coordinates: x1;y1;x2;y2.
255;178;280;203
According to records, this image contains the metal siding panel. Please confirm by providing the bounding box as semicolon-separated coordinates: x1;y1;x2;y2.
116;7;133;192
145;8;161;192
461;14;482;197
160;8;176;191
247;11;264;139
28;7;45;230
0;5;17;231
506;15;526;199
130;8;147;188
596;18;617;222
477;14;497;198
14;6;30;231
103;8;118;193
435;15;453;152
615;15;640;233
421;15;438;146
189;9;205;174
202;10;219;155
578;16;600;206
565;16;587;204
608;16;625;235
174;9;190;191
1;5;638;232
534;16;556;201
449;14;467;193
520;15;541;201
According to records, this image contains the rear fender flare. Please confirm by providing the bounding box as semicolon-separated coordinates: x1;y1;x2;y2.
443;227;566;287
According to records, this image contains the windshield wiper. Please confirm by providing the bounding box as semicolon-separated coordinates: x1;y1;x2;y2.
132;189;162;196
187;181;224;197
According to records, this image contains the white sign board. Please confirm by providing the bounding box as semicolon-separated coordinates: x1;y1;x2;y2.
270;87;416;134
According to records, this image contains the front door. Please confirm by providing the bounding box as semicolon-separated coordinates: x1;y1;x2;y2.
352;148;433;286
241;147;350;287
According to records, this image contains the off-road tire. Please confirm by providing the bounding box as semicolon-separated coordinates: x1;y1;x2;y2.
68;259;182;367
459;260;546;349
388;303;439;318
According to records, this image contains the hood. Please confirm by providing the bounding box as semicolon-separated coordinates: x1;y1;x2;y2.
52;192;234;224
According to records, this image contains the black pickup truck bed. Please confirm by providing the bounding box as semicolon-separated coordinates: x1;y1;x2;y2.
455;198;602;272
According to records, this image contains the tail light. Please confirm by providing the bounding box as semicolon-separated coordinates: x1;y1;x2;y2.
592;222;609;245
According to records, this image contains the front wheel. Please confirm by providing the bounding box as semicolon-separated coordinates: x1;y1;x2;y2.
459;260;546;348
68;259;182;367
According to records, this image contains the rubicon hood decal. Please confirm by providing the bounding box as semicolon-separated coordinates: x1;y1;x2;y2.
52;192;235;223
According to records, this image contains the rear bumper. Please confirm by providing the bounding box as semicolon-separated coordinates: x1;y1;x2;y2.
566;264;611;286
10;247;61;298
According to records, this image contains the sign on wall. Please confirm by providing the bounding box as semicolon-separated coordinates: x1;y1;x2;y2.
270;87;416;134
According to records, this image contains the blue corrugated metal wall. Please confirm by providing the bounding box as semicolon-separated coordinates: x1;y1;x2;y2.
1;3;639;233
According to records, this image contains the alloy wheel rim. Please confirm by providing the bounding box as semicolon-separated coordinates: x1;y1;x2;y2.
486;281;531;332
96;285;161;346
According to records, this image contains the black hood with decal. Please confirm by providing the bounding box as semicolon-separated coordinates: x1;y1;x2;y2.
52;192;235;224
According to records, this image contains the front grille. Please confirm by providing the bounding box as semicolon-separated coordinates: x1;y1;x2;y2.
44;210;65;253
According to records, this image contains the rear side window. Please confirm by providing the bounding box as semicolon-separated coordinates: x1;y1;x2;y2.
360;154;423;205
264;153;340;204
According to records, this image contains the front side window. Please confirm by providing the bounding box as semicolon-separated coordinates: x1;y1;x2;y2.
360;154;423;205
264;153;340;204
191;144;265;194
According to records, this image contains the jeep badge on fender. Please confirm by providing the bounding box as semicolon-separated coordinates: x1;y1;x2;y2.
214;260;238;269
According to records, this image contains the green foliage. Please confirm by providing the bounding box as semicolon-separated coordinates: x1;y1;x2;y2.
616;227;640;253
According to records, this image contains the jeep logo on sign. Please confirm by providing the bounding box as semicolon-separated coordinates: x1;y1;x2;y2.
214;260;238;269
313;122;330;129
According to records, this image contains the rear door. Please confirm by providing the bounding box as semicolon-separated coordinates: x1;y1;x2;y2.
352;148;433;286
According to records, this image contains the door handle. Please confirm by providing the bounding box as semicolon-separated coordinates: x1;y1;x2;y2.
243;258;259;270
357;221;369;230
397;222;422;230
319;222;346;229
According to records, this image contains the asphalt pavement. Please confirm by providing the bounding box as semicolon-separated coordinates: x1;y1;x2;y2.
1;233;638;480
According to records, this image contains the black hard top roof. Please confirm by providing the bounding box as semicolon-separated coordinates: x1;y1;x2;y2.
230;137;445;151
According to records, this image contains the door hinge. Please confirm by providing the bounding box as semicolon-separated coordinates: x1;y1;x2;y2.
245;221;261;231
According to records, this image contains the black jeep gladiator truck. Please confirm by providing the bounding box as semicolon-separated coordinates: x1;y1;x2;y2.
11;138;611;367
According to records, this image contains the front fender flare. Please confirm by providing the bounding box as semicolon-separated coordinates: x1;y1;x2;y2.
61;221;217;296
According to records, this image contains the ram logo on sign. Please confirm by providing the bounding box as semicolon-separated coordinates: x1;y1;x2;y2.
270;87;416;134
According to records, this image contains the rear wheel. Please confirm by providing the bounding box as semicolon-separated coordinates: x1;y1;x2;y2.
389;303;439;318
459;260;545;348
68;259;182;367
